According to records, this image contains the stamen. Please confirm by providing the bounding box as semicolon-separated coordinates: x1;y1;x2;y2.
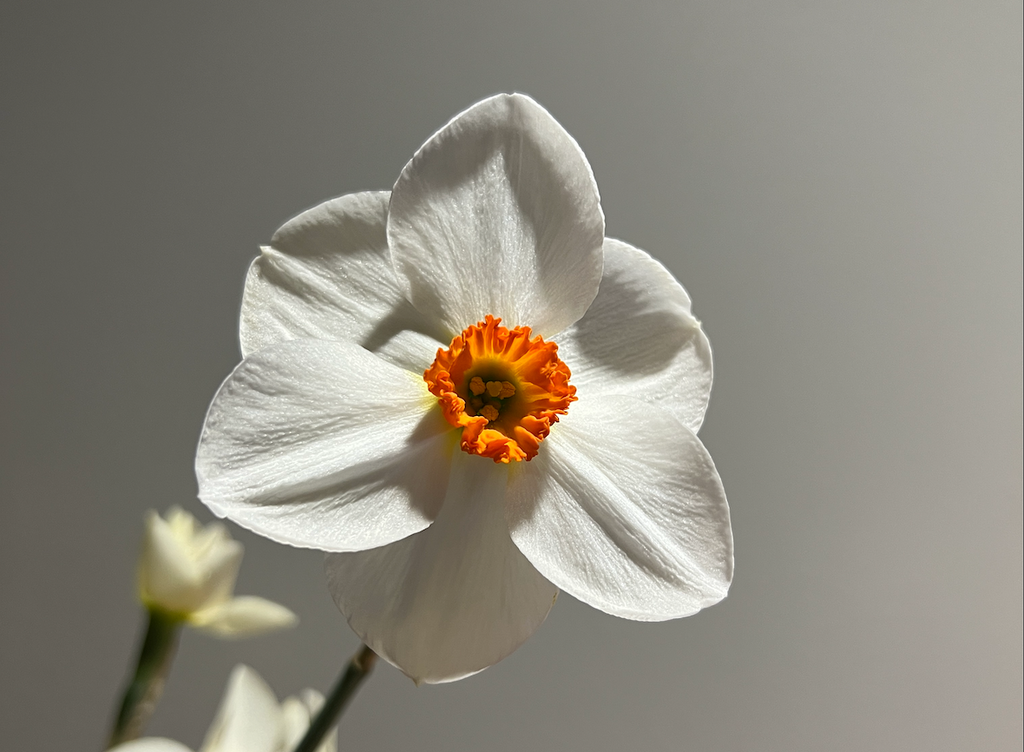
423;315;576;463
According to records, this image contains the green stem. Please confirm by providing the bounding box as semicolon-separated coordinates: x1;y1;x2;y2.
107;609;182;748
293;644;377;752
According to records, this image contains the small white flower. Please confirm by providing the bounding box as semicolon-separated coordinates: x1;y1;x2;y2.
197;94;733;683
139;507;297;636
109;664;335;752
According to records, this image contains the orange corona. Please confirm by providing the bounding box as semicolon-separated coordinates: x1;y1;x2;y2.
424;315;576;463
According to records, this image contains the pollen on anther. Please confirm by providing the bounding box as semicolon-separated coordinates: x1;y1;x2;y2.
484;380;517;399
470;376;486;396
480;405;499;422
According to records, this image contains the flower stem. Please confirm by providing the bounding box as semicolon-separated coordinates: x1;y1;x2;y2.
293;644;378;752
107;608;182;748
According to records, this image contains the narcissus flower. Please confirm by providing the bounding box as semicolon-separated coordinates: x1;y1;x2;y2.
197;94;733;683
139;507;297;636
109;664;335;752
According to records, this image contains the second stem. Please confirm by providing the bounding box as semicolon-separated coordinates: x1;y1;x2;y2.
292;644;377;752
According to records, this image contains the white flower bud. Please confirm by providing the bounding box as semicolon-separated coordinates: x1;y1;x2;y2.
137;507;297;637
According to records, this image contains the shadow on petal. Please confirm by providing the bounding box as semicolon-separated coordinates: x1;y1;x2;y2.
568;261;705;378
360;296;450;355
253;408;454;525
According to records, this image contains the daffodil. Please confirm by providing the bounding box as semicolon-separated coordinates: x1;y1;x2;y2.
109;664;336;752
139;507;297;636
196;94;733;684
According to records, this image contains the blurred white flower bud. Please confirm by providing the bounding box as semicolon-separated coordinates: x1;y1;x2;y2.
138;507;297;637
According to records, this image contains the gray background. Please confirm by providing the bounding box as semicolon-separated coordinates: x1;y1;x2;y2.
2;2;1021;750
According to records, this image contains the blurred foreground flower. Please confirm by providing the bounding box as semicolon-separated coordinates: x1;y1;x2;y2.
108;509;297;747
197;94;733;684
139;507;297;636
110;664;336;752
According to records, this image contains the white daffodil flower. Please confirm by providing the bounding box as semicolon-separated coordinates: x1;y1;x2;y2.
139;507;297;636
196;94;733;683
110;664;336;752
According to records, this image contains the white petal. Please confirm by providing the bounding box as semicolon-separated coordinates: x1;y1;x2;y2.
138;511;243;615
190;596;298;637
239;191;446;370
138;511;200;612
556;238;713;432
388;93;604;338
109;740;194;752
507;395;732;621
280;691;335;752
279;697;309;750
325;450;557;684
190;531;244;609
196;340;455;552
200;665;282;752
370;328;446;376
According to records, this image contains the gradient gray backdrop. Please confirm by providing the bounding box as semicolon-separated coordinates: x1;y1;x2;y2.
2;2;1021;750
